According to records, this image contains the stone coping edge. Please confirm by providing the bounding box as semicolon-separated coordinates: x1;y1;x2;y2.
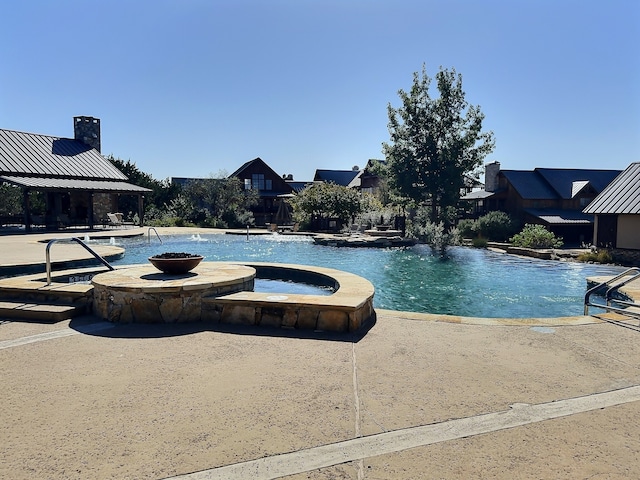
221;261;375;310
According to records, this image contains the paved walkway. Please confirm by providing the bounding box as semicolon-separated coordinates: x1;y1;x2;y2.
1;227;639;479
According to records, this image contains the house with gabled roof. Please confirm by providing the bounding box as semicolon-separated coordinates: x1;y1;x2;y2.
229;157;295;226
0;116;151;231
583;162;640;256
462;161;622;245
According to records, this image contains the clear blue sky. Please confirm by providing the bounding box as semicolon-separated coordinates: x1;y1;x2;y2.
1;0;638;182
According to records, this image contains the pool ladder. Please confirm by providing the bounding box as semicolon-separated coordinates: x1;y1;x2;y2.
148;227;163;244
584;267;640;322
45;237;115;285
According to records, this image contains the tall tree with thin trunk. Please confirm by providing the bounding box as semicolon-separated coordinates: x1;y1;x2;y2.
383;65;495;225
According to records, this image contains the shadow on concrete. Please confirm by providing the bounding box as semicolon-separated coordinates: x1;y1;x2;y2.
69;312;377;343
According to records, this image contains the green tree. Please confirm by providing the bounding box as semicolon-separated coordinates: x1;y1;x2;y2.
182;175;259;228
292;182;362;228
0;183;23;216
383;65;495;225
106;155;180;216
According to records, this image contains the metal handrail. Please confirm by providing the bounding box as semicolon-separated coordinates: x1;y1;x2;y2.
584;267;640;315
46;237;115;285
147;227;163;244
606;268;640;304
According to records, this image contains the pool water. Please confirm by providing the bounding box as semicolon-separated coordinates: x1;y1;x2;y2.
101;233;623;318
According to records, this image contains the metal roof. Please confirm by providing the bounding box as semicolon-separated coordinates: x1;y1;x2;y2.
501;168;621;200
313;169;360;186
0;128;128;180
583;163;640;215
535;168;621;199
286;180;314;193
525;208;593;225
500;170;558;199
0;176;151;193
461;190;495;200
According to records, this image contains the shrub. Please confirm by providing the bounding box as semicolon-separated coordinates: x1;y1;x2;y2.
457;218;477;238
476;211;517;241
510;224;563;249
577;250;613;264
472;237;488;248
408;207;461;255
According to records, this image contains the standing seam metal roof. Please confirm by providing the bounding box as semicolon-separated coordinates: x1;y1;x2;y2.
0;129;128;180
583;163;640;215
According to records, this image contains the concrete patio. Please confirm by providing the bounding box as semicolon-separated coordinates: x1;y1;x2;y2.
1;227;639;479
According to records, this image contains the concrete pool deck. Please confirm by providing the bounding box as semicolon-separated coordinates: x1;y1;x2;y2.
1;227;640;479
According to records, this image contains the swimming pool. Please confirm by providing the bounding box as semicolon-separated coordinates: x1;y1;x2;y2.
101;233;623;318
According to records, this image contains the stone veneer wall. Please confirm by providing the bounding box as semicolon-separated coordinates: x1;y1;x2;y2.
93;278;254;323
92;192;117;223
201;296;374;333
611;249;640;267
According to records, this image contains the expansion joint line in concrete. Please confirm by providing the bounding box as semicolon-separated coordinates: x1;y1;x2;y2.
351;342;364;480
0;322;113;350
166;385;640;480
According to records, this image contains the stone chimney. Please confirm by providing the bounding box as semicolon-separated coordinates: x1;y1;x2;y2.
74;116;101;152
484;161;500;192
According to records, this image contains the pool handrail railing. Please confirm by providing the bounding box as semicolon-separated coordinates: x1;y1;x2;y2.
45;237;115;285
584;267;640;318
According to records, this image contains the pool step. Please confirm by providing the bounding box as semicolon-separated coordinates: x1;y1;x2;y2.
0;276;94;322
0;300;85;322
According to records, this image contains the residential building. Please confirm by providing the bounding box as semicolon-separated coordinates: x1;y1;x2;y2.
229;157;295;226
462;161;622;245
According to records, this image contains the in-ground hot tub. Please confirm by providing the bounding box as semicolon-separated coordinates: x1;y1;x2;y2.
91;261;376;332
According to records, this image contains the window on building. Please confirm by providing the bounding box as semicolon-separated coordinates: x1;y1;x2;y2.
249;174;272;191
244;179;251;190
252;174;265;190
